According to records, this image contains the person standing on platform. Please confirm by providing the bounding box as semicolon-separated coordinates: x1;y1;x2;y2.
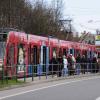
76;54;81;75
62;55;68;77
81;55;86;74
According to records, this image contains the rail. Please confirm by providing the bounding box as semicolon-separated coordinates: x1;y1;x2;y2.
0;63;100;84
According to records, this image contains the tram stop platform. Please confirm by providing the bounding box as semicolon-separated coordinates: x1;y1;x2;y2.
0;73;100;91
18;73;100;85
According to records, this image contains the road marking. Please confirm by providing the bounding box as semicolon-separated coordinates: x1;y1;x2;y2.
96;97;100;100
0;76;100;100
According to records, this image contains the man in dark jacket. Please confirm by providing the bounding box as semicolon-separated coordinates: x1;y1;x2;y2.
81;55;87;74
92;57;98;73
57;56;63;77
76;54;81;75
67;54;73;75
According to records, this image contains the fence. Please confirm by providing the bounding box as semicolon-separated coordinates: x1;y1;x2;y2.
0;63;100;85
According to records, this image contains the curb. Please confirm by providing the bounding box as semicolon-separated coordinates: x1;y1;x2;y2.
0;73;100;91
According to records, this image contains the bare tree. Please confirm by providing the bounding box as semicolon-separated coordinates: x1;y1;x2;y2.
0;0;64;38
0;0;32;30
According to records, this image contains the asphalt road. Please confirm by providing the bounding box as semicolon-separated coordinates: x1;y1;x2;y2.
0;76;100;100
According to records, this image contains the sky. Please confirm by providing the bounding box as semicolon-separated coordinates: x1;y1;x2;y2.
63;0;100;33
29;0;100;34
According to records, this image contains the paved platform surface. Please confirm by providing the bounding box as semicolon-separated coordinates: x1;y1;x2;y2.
1;73;100;91
0;75;100;100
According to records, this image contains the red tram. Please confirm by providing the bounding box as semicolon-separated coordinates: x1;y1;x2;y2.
0;31;98;77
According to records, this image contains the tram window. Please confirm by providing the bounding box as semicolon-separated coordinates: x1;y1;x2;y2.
17;44;25;72
33;46;38;64
7;44;14;66
70;49;73;54
37;46;40;64
29;46;38;65
52;48;57;58
30;48;33;64
59;48;62;57
0;42;6;59
43;46;46;64
90;51;92;58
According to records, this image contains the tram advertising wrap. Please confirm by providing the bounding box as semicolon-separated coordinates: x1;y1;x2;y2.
0;31;98;78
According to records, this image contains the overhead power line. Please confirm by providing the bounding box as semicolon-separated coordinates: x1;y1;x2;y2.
68;7;100;10
73;22;100;31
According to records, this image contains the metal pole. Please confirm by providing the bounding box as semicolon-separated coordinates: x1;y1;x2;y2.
1;64;4;84
32;65;34;81
2;42;5;84
46;64;47;79
16;65;17;82
24;64;26;82
39;64;41;80
52;63;53;78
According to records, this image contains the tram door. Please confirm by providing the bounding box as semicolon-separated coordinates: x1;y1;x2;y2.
17;44;25;73
33;46;37;65
43;46;46;72
33;46;38;73
40;46;49;74
28;46;38;75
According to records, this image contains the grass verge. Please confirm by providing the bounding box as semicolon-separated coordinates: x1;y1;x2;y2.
0;79;25;89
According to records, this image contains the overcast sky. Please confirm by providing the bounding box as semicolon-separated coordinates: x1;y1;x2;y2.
63;0;100;33
30;0;100;33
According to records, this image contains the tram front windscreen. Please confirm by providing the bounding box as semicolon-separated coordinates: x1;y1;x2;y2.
0;34;7;59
